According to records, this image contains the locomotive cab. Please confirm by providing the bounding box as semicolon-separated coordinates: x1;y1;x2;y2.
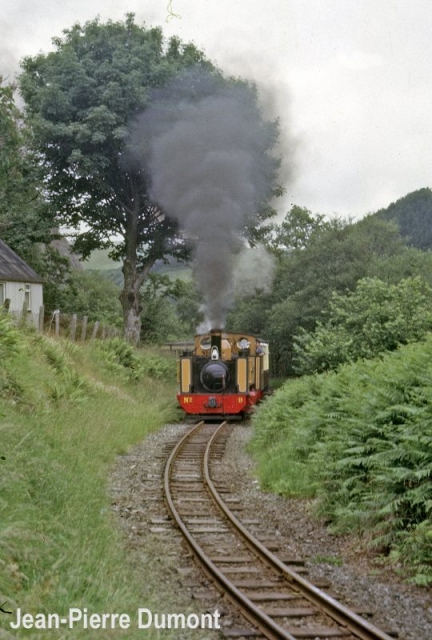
177;330;269;419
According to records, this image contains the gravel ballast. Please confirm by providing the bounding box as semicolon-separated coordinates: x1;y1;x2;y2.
110;422;432;639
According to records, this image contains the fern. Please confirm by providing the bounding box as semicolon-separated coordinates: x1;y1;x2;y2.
0;313;21;357
251;334;432;578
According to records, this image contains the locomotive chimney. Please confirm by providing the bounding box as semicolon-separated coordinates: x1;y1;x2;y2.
210;329;222;357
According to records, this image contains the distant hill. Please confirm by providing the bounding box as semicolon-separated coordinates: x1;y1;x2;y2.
82;249;191;286
375;187;432;250
82;249;121;271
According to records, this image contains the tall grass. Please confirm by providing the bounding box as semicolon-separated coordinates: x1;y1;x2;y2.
0;327;186;638
250;336;432;584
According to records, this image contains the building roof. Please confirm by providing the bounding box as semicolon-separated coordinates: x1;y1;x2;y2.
0;238;44;284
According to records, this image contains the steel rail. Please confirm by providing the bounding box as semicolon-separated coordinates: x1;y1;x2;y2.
204;421;396;640
164;421;297;640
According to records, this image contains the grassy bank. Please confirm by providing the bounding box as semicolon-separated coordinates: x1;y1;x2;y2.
0;318;184;638
250;336;432;585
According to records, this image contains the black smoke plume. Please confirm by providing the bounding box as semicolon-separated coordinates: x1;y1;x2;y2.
127;68;280;329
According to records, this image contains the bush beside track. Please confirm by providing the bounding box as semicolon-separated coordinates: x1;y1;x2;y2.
250;336;432;585
0;315;180;638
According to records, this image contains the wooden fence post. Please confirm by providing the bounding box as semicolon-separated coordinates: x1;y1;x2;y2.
91;321;100;340
55;310;60;337
38;305;45;333
81;315;88;341
20;300;28;327
70;314;77;341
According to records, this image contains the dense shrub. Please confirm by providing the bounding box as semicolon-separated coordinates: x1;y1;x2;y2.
250;337;432;583
97;338;175;382
293;276;432;374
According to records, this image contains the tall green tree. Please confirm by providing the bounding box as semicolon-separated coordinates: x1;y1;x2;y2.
19;16;210;343
0;78;53;264
266;215;404;374
19;15;280;344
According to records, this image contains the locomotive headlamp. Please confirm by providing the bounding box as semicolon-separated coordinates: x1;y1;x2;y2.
211;346;219;360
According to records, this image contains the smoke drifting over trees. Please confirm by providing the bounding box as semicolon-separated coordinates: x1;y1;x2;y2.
127;68;281;329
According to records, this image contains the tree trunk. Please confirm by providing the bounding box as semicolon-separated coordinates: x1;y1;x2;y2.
122;256;157;344
121;255;153;346
121;211;155;345
122;288;141;346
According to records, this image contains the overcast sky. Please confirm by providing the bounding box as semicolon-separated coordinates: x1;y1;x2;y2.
2;0;431;219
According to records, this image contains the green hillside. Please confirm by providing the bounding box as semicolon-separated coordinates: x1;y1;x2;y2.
375;187;432;250
82;248;121;271
83;249;192;285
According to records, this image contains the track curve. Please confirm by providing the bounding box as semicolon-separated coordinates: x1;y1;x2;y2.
164;421;397;640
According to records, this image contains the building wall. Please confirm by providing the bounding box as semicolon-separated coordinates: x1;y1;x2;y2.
0;280;43;328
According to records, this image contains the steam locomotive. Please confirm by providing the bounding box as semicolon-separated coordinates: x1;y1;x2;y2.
177;329;269;419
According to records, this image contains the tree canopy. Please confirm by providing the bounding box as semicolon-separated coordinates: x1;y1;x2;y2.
293;276;432;374
268;205;332;253
0;78;54;266
19;15;281;343
245;213;402;371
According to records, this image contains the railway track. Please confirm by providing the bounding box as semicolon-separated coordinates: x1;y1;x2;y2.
164;420;398;640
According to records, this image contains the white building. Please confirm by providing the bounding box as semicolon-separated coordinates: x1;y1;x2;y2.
0;238;44;328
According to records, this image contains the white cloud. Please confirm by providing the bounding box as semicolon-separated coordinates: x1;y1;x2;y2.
1;0;432;218
336;51;385;71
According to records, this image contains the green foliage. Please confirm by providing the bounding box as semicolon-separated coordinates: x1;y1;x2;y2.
227;291;273;337
37;334;68;371
0;81;23;209
140;273;188;342
294;276;432;374
0;78;69;299
97;337;143;380
311;555;343;566
254;214;403;375
32;334;93;404
376;187;432;250
48;268;123;324
0;78;55;268
0;316;24;400
269;205;333;253
19;16;281;343
48;368;91;404
19;14;210;259
140;352;176;381
97;336;175;382
366;246;432;288
0;329;180;638
250;338;432;582
17;16;211;342
0;312;21;358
